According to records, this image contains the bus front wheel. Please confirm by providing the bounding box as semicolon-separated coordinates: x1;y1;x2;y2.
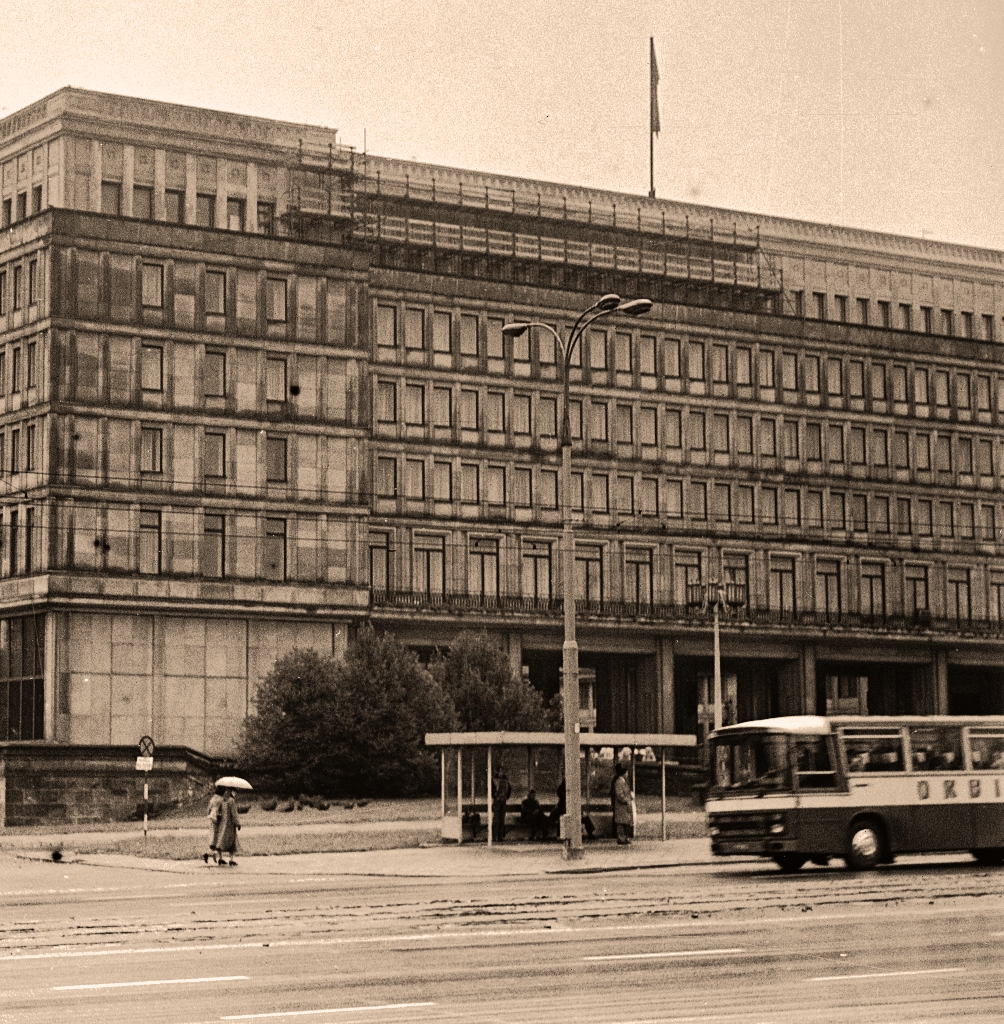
971;849;1004;866
846;821;883;870
773;854;807;873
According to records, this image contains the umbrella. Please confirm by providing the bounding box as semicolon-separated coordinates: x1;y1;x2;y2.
215;776;253;790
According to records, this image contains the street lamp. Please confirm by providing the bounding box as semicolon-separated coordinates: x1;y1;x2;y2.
688;580;747;731
503;294;653;859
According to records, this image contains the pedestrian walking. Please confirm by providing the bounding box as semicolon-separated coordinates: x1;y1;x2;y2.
492;766;511;841
613;763;633;845
215;788;241;865
203;786;225;864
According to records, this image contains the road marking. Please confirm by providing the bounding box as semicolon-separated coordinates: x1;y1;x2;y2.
54;974;249;991
584;947;745;961
810;967;965;982
221;1003;435;1019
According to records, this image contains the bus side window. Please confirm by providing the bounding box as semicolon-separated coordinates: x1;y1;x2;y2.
909;727;963;771
796;737;836;788
844;732;905;772
969;731;1004;770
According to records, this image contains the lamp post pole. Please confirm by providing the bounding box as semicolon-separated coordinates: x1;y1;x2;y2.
711;583;723;732
504;295;652;860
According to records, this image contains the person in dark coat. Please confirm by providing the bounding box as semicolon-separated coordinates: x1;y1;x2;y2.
204;786;225;864
613;763;633;845
492;768;511;841
215;788;241;865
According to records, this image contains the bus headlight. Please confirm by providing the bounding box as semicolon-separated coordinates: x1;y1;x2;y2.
768;812;786;835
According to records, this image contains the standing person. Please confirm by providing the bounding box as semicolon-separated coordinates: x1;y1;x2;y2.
492;767;511;842
203;785;225;864
215;788;241;866
613;762;633;845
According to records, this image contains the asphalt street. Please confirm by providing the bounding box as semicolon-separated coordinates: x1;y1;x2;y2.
4;850;1004;1023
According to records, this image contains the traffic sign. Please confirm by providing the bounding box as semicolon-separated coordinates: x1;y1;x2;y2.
135;756;154;771
138;735;155;757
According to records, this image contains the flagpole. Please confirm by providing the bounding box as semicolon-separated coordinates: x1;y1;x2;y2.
649;37;659;199
649;127;655;199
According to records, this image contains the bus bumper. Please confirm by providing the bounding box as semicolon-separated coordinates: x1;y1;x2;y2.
711;838;798;857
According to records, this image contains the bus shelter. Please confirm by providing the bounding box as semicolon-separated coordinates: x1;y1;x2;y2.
425;731;698;845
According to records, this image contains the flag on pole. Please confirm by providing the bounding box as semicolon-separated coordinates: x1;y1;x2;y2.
650;37;660;136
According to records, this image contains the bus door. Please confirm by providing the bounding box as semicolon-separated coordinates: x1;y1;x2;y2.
791;732;843;849
906;724;970;851
968;727;1004;850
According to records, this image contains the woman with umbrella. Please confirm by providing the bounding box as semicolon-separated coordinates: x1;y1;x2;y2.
204;776;250;866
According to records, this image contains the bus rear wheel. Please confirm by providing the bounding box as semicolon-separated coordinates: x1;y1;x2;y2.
772;854;807;873
846;821;883;870
970;849;1004;866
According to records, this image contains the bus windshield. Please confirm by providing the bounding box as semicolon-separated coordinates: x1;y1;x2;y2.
713;734;791;792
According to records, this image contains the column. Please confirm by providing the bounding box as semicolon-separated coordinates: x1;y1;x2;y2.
658;636;675;733
153;149;166;220
43;607;57;741
216;159;228;229
934;650;949;715
247;163;259;233
122;146;135;218
90;140;102;212
185;153;197;225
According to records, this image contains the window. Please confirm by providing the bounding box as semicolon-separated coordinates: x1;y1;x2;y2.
486;465;505;505
431;388;451;429
591;474;610;514
12;265;22;311
101;181;121;216
377;305;397;349
376;381;397;422
459;390;478;430
829;492;846;530
805;422;822;461
760;418;776;457
165;189;184;224
781;352;797;392
826;358;842;395
625;547;653;605
977;439;993;476
848;360;864;398
264;518;286;581
568;400;582;439
486;392;505;432
11;347;20;394
958;436;973;474
266;436;287;482
689;411;705;451
941;309;954;336
878;300;891;327
460;314;478;357
983;314;995;342
204;514;225;578
806;490;823;528
758;350;775;389
404;384;425;425
857;297;869;325
538;395;557;437
770;556;796;614
265;279;287;323
376;456;397;497
141;263;163;308
28;260;38;305
226;198;245;232
905;565;929;615
0;270;5;315
469;537;499;598
935;435;952;473
782;420;799;459
956;374;971;410
896;498;912;535
893;431;909;468
405;308;425;350
792;290;804;317
666;479;684;518
977;375;991;411
589;330;607;371
25;423;35;471
368;531;390;591
9;429;18;475
933;370;950;407
196;193;216;228
938;500;954;538
640;477;658;515
914;368;929;405
870;364;886;401
205;271;226;316
139;510;161;575
461;464;479;503
257;202;275;235
835;295;847;322
736;416;752;454
675;550;701;604
736;484;754;524
615;405;633;445
959;503;975;539
892;365;908;403
713;483;731;522
916;433;930;470
899;303;912;331
540;469;558;509
1;199;9;227
947;568;970;621
922;306;933;334
513;394;531;436
140;427;162;473
981;504;996;542
851;493;867;532
665;408;681;448
735;347;752;385
783;488;800;527
26;340;35;389
712;345;728;383
129;184;151;219
713;414;729;453
433;461;452;501
205;351;226;397
805;355;819;393
760;486;777;525
266;357;287;402
688;341;704;381
639;335;656;376
591;401;608;441
522;540;551;600
917;500;933;536
514;467;532;507
816;560;841;616
689;481;706;520
849;427;865;464
827;425;844;463
405;459;425;499
639;406;657;447
813;292;827;320
204;432;225;477
962;312;974;339
664;338;680;378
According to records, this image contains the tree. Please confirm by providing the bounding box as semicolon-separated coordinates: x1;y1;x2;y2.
238;648;339;795
430;630;557;731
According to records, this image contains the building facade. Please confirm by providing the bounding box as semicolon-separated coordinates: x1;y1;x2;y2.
2;88;1004;760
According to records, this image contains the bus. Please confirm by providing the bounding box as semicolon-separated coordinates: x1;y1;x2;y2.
706;715;1004;872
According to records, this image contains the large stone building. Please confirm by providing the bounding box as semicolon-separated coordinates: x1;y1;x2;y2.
2;87;1004;764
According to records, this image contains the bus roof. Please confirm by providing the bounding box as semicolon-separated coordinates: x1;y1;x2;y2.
711;714;1004;738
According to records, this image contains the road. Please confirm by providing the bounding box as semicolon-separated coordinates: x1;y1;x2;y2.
3;853;1004;1023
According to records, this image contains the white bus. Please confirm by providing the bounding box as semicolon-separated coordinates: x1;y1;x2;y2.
706;715;1004;872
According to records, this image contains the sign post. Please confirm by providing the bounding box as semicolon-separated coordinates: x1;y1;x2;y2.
136;736;155;853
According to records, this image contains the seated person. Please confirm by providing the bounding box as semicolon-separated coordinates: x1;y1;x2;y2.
521;788;541;823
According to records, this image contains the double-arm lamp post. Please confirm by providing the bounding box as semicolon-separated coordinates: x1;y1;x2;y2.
503;294;652;859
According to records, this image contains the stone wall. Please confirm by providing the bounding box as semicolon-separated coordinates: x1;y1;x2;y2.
0;744;223;826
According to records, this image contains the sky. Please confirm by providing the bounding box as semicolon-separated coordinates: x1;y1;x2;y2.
3;0;1003;249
